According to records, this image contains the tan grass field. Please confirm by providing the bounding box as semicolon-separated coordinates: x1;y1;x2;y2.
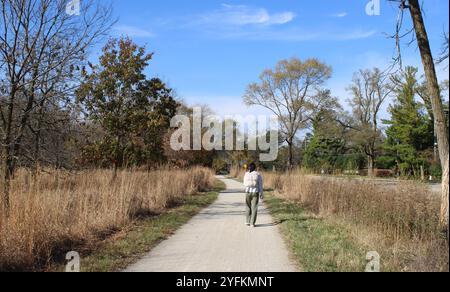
232;167;448;271
0;167;215;271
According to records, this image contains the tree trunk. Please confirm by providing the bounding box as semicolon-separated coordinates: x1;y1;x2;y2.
1;146;12;217
287;140;294;170
32;129;41;182
409;0;450;232
441;160;449;236
367;155;375;177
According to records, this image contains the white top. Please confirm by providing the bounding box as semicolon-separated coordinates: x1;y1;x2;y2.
243;171;264;197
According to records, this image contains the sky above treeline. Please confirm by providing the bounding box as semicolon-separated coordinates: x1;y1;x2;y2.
98;0;449;118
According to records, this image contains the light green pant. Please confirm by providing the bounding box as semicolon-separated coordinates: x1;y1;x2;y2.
245;193;260;225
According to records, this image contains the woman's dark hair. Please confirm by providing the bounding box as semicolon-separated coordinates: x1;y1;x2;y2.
248;163;257;173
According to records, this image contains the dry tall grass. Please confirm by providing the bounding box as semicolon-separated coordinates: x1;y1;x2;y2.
233;169;448;271
0;167;215;271
269;172;440;239
230;165;242;179
267;170;448;271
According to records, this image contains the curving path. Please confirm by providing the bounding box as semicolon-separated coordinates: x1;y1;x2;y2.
125;176;297;272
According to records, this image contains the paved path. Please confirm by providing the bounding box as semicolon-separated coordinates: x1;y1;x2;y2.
125;176;297;272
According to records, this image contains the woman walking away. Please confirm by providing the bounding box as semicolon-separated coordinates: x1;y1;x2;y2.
243;163;264;228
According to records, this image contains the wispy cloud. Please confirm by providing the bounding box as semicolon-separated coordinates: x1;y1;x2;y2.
331;12;348;18
113;25;155;38
208;28;377;42
332;29;377;41
196;4;296;26
152;4;377;43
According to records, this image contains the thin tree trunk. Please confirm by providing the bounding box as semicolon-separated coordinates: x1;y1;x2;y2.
409;0;450;232
32;122;41;181
2;85;16;217
287;140;294;171
1;146;12;217
367;155;375;177
441;160;449;237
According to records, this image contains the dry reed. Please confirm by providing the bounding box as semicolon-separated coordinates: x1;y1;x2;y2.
0;167;215;271
233;169;448;271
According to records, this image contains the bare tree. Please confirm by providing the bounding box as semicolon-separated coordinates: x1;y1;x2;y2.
347;68;392;177
392;0;450;234
437;31;449;66
244;58;332;169
0;0;113;215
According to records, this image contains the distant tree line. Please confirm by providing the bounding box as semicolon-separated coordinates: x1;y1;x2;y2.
242;60;448;180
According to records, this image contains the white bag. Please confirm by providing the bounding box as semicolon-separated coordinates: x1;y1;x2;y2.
243;172;259;194
244;172;259;188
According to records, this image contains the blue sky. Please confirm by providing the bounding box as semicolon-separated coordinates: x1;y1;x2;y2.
100;0;449;117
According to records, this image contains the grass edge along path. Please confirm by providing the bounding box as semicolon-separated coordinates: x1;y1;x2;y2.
53;179;226;272
231;176;367;272
264;193;368;272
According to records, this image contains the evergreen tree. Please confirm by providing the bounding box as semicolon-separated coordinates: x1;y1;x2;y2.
303;136;346;173
302;97;361;173
383;67;434;177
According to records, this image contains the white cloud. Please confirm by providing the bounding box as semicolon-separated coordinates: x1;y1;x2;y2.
215;28;377;42
333;29;377;41
331;12;348;18
161;5;376;43
113;25;155;38
197;4;296;27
